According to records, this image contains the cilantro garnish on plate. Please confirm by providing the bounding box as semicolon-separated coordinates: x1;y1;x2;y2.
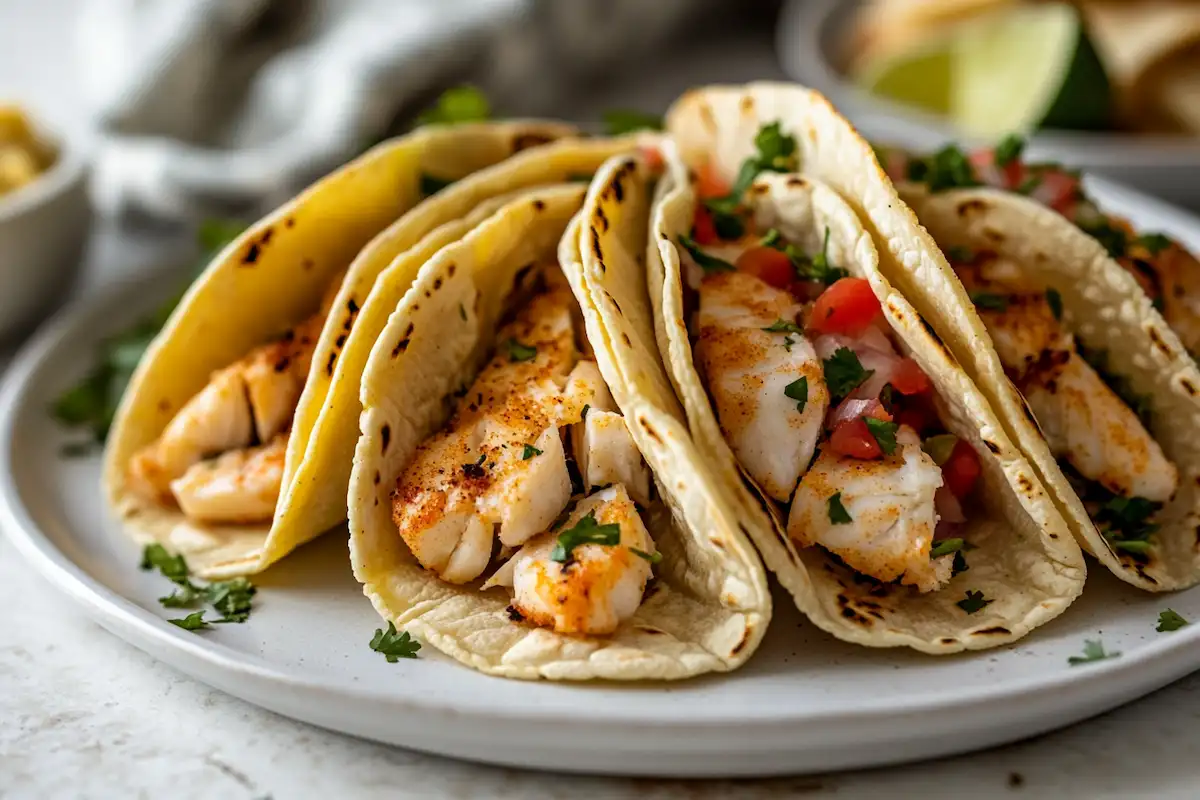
1068;639;1120;665
370;622;422;662
141;544;258;627
1157;609;1189;632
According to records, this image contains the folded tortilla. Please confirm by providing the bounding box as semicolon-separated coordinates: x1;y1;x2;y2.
652;83;1086;651
348;179;770;680
104;120;582;578
899;184;1200;591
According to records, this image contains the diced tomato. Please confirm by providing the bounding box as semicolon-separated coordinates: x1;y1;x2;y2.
691;206;719;245
696;160;730;199
969;148;1022;190
889;357;931;395
808;278;882;336
639;144;664;172
942;439;982;497
736;247;794;289
829;418;882;460
1033;169;1081;214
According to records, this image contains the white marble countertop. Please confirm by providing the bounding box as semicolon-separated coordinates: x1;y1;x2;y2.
5;2;1200;797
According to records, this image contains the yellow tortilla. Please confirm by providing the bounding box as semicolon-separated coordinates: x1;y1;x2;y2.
348;180;770;680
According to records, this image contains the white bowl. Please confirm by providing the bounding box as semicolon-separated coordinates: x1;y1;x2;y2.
0;126;91;341
778;0;1200;209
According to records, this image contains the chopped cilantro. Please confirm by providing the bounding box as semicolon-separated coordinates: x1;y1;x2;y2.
141;543;189;585
677;234;735;273
143;545;258;623
827;492;852;524
951;550;970;576
1137;232;1173;255
169;611;210;631
907;145;979;192
822;347;874;403
158;584;203;608
864;418;899;455
956;590;992;614
1046;288;1063;320
784;377;808;413
970;292;1009;311
1157;609;1189;632
206;577;257;623
631;548;663;565
521;444;543;460
1095;494;1162;544
993;134;1025;167
750;122;798;175
601;110;663;136
1077;218;1127;258
802;227;849;284
1068;639;1120;666
763;319;803;334
370;622;422;662
702;198;746;240
930;538;965;559
504;339;537;362
550;511;622;562
759;228;783;248
416;85;489;126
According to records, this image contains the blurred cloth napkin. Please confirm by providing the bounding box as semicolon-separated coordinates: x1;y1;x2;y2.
78;0;707;220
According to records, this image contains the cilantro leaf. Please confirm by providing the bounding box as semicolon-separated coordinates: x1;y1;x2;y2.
631;548;662;565
1096;494;1162;544
752;121;798;174
504;339;537;363
550;511;622;562
702;198;746;239
930;538;964;559
677;234;735;273
141;544;190;585
168;611;210;631
864;418;899;455
802;227;849;284
823;347;874;403
993;134;1025;167
159;584;204;608
956;590;992;614
951;550;970;576
763;319;803;334
1137;232;1173;255
971;292;1009;312
206;577;257;622
601;110;663;136
1077;218;1128;258
828;492;852;524
784;377;808;412
907;145;979;192
1157;608;1189;632
370;622;422;662
416;86;489;126
1068;639;1120;665
522;444;543;460
1046;288;1063;320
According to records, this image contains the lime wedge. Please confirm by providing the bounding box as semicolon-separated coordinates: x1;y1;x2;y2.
853;2;1112;136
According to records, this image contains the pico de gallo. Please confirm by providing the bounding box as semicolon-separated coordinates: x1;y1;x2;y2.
877;135;1200;358
676;123;982;593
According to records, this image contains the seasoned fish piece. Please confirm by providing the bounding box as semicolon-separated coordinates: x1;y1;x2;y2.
787;426;949;592
241;312;323;442
695;270;829;502
573;410;652;507
486;484;654;635
169;435;287;524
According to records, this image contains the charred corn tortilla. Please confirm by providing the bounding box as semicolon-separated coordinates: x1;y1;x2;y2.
348;181;770;680
900;185;1200;591
104;121;576;578
657;83;1086;651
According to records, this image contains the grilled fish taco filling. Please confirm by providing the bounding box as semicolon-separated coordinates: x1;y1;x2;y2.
949;247;1178;558
678;131;982;592
127;273;345;525
878;136;1200;358
390;267;656;635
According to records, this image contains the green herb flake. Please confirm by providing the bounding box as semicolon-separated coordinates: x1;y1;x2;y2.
784;377;809;413
822;347;874;403
168;611;210;631
951;550;970;576
827;492;852;524
970;292;1009;312
1046;288;1063;320
1077;218;1128;259
504;338;537;363
1096;494;1162;544
206;577;257;622
763;319;803;334
1137;232;1173;255
416;85;490;126
956;590;992;614
1068;639;1120;666
908;145;979;192
783;335;795;352
601;110;663;136
864;418;899;455
677;234;735;273
993;134;1026;167
930;538;965;559
631;548;663;565
370;621;422;662
141;543;190;585
1157;608;1189;632
752;121;798;174
550;510;622;562
521;444;543;460
702;200;746;240
759;228;783;249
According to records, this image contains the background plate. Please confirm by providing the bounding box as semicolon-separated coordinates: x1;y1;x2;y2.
5;177;1200;778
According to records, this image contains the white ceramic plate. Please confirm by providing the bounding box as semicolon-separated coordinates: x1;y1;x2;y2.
778;0;1200;210
6;177;1200;778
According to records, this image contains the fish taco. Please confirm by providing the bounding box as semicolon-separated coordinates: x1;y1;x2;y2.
104;120;579;578
348;179;770;680
651;83;1086;651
